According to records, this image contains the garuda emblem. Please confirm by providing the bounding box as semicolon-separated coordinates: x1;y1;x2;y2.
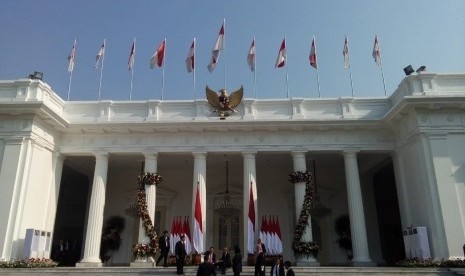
206;85;244;118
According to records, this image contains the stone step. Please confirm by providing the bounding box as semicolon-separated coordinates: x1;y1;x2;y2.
0;266;463;276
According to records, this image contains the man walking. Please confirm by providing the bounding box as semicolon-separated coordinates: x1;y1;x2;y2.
156;230;170;267
175;235;187;275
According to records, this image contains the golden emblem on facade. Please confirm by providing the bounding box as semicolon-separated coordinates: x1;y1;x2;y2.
206;85;243;119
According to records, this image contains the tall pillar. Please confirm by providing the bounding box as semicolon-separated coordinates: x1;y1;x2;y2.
44;153;65;232
137;153;158;244
78;153;108;267
391;151;412;229
192;152;207;254
242;151;257;257
291;151;319;266
343;150;374;266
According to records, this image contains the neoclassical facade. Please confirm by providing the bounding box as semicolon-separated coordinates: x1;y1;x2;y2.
0;73;464;267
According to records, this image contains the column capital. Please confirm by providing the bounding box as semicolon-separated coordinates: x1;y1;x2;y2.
241;151;257;158
93;152;109;160
342;149;360;157
192;151;207;159
142;152;158;158
291;151;307;158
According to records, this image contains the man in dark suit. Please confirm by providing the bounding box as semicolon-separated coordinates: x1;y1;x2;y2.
204;246;217;264
156;230;170;267
175;235;187;275
216;247;232;275
254;238;267;276
284;261;295;276
270;257;284;276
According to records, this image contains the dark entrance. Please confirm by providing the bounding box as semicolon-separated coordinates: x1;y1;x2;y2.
51;160;91;266
373;161;405;265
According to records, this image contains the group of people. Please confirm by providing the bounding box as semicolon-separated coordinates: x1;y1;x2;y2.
156;230;294;276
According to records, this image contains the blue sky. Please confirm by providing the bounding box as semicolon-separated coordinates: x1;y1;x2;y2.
1;0;464;101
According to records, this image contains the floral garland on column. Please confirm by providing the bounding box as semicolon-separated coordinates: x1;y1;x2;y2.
132;172;163;257
288;171;320;257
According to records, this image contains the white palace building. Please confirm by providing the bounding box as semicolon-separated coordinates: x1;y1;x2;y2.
0;72;464;267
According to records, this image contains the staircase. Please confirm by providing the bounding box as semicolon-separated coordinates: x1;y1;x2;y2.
1;266;464;276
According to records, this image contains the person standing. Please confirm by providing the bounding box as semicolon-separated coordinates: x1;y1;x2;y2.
232;245;242;276
175;235;187;275
270;257;284;276
284;261;295;276
156;230;170;267
254;238;266;276
217;247;232;275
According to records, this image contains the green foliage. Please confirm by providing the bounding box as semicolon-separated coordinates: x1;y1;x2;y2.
395;258;465;268
0;258;57;268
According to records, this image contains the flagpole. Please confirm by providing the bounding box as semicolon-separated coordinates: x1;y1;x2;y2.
161;38;166;100
129;38;135;101
379;55;387;96
67;71;73;101
98;38;106;101
314;36;321;98
193;37;196;100
223;18;226;89
348;64;354;97
254;36;257;99
285;37;289;98
67;38;76;101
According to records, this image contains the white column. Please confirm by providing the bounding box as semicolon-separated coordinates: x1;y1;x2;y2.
137;153;158;244
291;151;318;266
192;152;207;253
44;153;65;232
78;153;108;267
391;151;412;229
242;151;257;256
343;150;373;266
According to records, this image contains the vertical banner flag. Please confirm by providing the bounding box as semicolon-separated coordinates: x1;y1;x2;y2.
207;22;225;72
183;216;192;254
372;35;381;67
150;40;166;69
67;39;76;73
170;217;175;255
247;38;256;72
343;36;350;68
128;41;135;71
275;216;283;254
186;39;195;73
309;38;317;69
275;39;286;68
247;182;256;254
94;40;105;69
193;182;204;253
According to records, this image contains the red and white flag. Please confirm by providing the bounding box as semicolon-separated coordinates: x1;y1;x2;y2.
183;217;192;254
67;39;76;73
276;216;283;254
128;41;135;71
207;22;225;72
372;35;381;67
343;36;350;68
94;40;105;69
185;39;195;73
193;183;204;253
275;39;286;68
247;38;256;72
309;37;317;69
150;39;165;69
247;182;256;254
169;217;176;255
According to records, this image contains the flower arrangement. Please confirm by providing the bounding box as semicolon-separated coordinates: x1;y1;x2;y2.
132;172;163;257
288;170;319;257
0;258;57;268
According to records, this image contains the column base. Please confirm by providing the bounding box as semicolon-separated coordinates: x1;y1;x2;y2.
76;261;102;268
296;256;320;267
351;260;376;267
130;261;154;268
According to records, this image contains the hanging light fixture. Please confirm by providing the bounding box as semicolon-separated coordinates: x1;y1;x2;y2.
214;159;240;219
311;160;332;218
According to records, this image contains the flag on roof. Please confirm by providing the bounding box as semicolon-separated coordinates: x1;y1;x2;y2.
275;39;286;68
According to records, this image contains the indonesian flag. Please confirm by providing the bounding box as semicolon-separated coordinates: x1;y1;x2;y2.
170;217;176;255
275;216;283;254
271;216;278;255
193;183;204;253
247;38;256;72
343;36;350;69
207;22;225;72
94;39;105;69
185;39;195;73
67;39;76;73
275;39;286;68
128;41;135;71
372;35;381;67
247;182;256;254
150;39;165;69
183;217;192;254
309;37;317;69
